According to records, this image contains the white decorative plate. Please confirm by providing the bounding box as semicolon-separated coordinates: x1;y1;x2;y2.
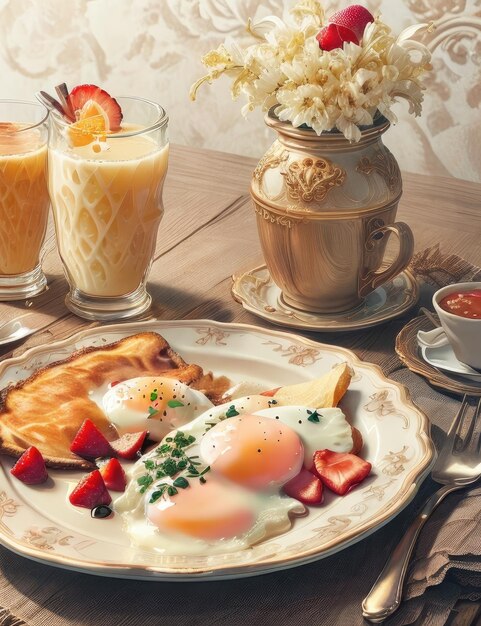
0;320;434;580
231;265;418;331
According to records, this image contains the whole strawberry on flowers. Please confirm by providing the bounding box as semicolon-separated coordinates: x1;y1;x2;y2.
317;4;374;51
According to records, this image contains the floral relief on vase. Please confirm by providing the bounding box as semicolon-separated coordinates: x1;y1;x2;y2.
281;157;346;204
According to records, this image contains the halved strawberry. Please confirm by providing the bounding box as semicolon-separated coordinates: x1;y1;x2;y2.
330;5;374;41
316;23;358;50
283;468;323;505
99;458;127;492
69;469;111;509
313;450;371;495
111;431;148;460
10;446;48;485
70;419;114;459
317;5;374;50
67;84;122;130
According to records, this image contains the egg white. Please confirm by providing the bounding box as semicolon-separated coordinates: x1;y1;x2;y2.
97;377;213;441
115;394;354;555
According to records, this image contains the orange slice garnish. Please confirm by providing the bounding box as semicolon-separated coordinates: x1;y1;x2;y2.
68;100;109;147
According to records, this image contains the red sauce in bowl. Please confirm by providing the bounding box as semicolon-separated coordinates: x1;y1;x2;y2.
439;289;481;319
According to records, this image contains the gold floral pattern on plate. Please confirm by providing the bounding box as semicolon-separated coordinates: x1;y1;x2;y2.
262;340;322;367
0;319;434;580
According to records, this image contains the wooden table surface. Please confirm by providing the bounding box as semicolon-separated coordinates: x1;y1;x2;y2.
0;144;480;626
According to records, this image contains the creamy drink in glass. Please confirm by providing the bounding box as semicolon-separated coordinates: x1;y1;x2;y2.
0;101;49;299
48;93;169;320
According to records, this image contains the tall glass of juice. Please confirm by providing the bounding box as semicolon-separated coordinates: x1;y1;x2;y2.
48;96;169;320
0;100;49;299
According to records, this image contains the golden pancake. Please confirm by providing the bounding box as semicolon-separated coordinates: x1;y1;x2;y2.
0;332;203;469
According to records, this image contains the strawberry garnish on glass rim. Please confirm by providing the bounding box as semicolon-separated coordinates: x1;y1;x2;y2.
67;84;123;130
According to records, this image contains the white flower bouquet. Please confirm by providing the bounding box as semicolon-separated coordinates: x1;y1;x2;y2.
190;1;433;142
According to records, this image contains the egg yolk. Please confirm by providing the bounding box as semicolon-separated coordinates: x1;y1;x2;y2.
200;414;304;491
106;377;184;415
147;478;256;540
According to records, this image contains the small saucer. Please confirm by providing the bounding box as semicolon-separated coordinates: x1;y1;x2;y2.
396;314;481;396
421;340;481;382
231;265;418;332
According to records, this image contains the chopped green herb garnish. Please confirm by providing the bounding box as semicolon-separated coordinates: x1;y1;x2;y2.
149;490;164;503
167;399;185;408
150;391;158;402
137;429;209;499
173;476;189;489
148;406;159;418
307;410;322;423
137;474;153;494
161;458;178;476
225;405;239;418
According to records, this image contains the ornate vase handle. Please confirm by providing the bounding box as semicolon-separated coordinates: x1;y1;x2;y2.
359;222;414;297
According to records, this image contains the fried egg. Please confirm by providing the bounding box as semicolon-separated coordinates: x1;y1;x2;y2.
100;376;213;440
115;394;354;555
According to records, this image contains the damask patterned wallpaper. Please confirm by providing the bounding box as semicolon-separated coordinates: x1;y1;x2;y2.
1;0;480;181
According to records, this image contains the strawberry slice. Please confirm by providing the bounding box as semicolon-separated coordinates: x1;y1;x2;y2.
313;450;371;495
316;23;358;50
260;387;281;397
10;446;48;485
69;469;111;509
67;84;122;130
283;468;323;505
70;419;114;459
99;458;127;492
111;431;148;460
330;5;374;41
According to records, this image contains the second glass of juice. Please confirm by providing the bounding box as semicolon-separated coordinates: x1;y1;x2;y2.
48;97;169;320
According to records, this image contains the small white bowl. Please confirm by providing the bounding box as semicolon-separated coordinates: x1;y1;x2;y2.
433;282;481;370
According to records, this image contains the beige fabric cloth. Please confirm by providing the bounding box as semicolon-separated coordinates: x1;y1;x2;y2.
1;245;481;626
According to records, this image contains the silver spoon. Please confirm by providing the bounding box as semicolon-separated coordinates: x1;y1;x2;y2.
0;318;37;346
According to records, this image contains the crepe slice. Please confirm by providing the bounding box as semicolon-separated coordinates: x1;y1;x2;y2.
269;363;352;408
266;363;362;454
0;332;203;470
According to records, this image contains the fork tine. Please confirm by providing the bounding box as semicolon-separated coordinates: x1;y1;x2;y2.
446;395;469;440
472;397;481;454
454;396;481;453
461;404;477;451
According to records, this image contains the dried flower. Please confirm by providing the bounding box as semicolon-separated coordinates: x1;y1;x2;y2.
190;1;433;142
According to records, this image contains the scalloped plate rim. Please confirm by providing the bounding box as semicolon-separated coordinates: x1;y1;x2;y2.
0;319;435;580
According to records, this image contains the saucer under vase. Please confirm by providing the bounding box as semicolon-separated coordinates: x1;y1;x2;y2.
231;264;418;332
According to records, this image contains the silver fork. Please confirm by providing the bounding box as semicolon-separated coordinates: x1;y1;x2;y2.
362;395;481;622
